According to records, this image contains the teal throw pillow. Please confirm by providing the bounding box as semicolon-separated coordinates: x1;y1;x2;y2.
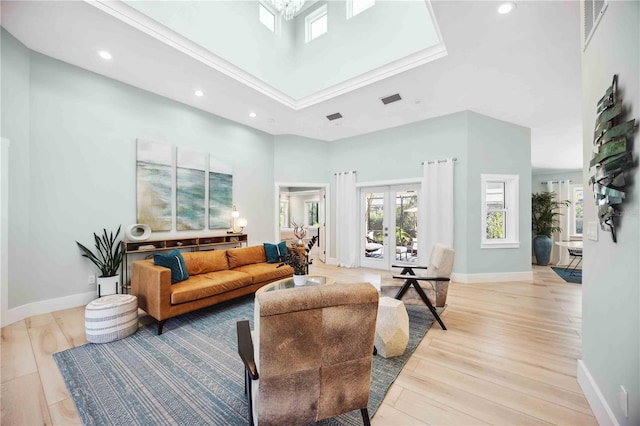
154;249;189;284
264;241;288;263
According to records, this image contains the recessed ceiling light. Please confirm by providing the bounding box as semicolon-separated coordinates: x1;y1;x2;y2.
497;2;516;14
194;90;204;97
249;112;257;118
98;50;112;60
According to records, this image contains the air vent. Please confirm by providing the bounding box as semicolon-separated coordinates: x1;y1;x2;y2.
381;93;402;105
326;112;343;121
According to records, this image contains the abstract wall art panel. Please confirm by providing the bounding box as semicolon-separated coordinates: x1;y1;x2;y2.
177;148;206;231
209;156;233;229
136;139;172;231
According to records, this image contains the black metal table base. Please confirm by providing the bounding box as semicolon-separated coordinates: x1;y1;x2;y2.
392;265;447;330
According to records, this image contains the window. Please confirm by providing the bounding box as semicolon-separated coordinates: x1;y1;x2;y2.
347;0;375;19
306;202;319;226
570;185;584;236
481;174;520;249
259;3;276;33
305;5;327;43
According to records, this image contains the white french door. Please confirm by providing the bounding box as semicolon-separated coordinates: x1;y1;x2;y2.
360;184;419;270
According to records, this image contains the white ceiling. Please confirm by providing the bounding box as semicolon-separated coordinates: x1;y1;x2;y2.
1;0;583;172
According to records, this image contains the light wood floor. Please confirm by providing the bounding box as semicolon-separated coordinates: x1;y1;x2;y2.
1;264;593;425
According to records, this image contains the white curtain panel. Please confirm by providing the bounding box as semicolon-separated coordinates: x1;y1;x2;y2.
335;171;358;268
419;159;454;264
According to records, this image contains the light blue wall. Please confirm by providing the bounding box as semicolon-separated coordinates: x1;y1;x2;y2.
1;30;31;310
581;1;639;424
319;111;532;275
1;28;532;312
273;134;330;183
2;34;276;308
531;170;582;193
466;112;532;274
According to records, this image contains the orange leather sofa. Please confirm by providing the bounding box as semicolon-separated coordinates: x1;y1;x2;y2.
131;245;293;334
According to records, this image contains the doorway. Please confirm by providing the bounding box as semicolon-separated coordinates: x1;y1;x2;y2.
360;184;419;269
276;184;328;263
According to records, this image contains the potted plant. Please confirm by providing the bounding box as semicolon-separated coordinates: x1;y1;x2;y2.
76;226;124;296
531;192;570;266
278;235;318;285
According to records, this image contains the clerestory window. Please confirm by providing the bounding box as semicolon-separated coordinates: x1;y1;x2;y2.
347;0;375;19
305;5;327;43
259;3;276;33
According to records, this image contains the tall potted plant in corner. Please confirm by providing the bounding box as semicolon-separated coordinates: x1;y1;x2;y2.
76;226;124;296
532;192;570;266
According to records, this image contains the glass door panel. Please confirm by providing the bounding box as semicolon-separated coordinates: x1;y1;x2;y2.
395;189;418;263
362;190;386;268
361;184;419;269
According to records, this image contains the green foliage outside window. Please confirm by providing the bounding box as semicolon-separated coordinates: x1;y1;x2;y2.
486;211;505;239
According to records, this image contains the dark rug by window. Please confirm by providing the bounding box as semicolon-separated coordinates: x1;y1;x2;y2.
551;266;582;284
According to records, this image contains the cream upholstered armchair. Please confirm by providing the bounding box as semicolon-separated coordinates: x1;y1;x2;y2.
236;282;379;426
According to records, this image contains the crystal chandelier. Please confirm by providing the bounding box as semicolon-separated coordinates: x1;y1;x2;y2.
269;0;305;21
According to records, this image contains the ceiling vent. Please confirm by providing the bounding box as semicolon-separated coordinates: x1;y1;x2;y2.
381;93;402;105
326;112;343;121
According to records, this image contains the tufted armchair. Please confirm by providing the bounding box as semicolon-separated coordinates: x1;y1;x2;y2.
236;282;379;426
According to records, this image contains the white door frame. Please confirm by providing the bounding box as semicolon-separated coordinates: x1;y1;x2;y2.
274;182;330;263
358;181;421;270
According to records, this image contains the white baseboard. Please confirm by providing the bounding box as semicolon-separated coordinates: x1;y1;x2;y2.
1;291;96;327
325;257;338;266
451;271;533;283
577;359;619;426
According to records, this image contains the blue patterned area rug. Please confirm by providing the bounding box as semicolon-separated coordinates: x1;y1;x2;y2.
551;266;582;284
54;295;434;425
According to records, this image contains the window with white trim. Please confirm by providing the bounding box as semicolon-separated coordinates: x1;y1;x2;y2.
570;185;584;236
259;3;276;33
305;5;327;43
347;0;375;19
481;174;520;249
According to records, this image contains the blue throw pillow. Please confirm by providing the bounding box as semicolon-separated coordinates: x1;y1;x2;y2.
264;241;288;263
154;249;189;284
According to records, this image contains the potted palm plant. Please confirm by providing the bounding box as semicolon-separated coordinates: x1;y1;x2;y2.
531;192;570;266
76;226;124;296
278;235;318;285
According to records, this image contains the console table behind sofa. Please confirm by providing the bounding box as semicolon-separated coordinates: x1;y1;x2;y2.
121;234;248;292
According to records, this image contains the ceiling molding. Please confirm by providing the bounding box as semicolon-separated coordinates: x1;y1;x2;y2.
88;0;447;111
295;45;448;109
88;0;299;109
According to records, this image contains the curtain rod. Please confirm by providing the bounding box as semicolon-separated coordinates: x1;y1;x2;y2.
541;179;573;184
333;170;356;175
421;157;457;165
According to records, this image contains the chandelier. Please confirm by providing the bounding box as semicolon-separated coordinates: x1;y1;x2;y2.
268;0;305;21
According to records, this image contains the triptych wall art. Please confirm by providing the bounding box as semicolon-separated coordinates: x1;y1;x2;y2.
136;139;233;232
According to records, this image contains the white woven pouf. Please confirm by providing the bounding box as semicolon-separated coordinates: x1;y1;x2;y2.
85;294;138;344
